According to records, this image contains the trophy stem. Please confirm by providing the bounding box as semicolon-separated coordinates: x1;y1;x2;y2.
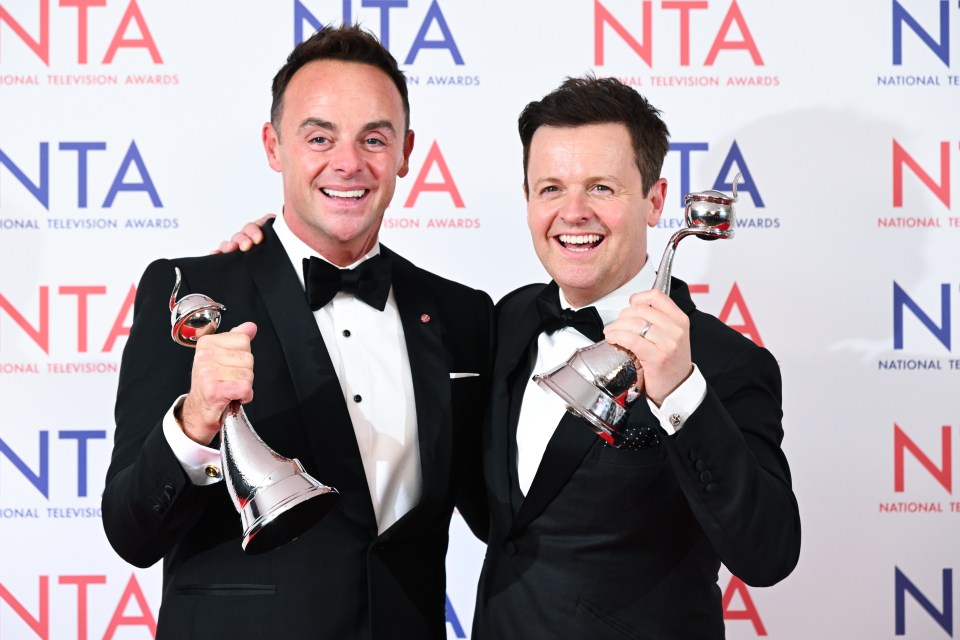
651;228;699;296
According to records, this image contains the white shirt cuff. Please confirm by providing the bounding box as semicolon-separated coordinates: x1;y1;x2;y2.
647;364;707;436
162;395;223;485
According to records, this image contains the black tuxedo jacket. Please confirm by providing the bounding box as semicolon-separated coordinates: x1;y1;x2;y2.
473;279;800;640
102;223;493;640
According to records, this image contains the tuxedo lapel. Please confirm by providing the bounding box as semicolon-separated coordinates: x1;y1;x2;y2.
490;285;543;521
495;282;599;531
512;411;597;530
242;223;375;526
505;340;536;514
377;246;450;533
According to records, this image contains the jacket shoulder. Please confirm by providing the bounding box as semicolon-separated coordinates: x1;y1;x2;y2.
384;246;493;305
497;283;546;314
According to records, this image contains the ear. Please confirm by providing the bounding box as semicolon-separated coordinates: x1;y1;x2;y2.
646;178;668;227
522;182;529;201
397;129;416;178
262;122;282;173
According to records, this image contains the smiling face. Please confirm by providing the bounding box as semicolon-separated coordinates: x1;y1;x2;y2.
526;123;667;308
263;59;414;266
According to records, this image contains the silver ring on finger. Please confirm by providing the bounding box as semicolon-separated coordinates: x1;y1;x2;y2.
639;322;652;339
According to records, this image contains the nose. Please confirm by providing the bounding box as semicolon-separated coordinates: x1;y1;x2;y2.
558;189;593;223
330;142;363;175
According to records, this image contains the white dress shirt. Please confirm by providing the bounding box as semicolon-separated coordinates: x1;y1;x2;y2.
515;260;707;495
163;213;421;533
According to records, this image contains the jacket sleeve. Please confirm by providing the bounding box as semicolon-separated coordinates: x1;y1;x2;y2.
101;258;222;568
664;344;801;586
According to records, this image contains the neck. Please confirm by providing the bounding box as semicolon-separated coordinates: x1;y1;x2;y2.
558;287;604;309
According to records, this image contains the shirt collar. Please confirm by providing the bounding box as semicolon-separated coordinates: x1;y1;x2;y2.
558;257;657;325
272;211;382;292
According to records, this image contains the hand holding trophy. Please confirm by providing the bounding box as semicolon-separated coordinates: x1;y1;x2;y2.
169;268;339;554
533;174;741;447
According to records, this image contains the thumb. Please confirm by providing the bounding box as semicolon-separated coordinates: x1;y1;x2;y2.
229;321;258;341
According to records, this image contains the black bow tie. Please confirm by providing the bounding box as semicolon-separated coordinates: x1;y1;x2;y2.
303;254;392;311
536;282;605;342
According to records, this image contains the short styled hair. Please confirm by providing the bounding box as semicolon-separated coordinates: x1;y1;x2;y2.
270;24;410;134
518;76;670;195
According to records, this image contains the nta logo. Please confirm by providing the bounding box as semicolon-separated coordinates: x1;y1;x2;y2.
0;574;156;639
0;430;106;498
594;0;763;67
0;141;162;210
892;0;957;67
0;0;162;65
669;140;763;208
893;282;956;352
0;284;134;354
293;0;463;65
893;139;956;210
893;423;954;494
895;567;954;637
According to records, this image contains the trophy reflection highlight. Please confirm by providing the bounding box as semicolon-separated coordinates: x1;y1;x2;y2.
533;174;741;448
169;268;339;554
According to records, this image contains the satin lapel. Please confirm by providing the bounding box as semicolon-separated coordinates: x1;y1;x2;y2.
242;224;374;525
493;283;598;530
489;287;543;517
381;247;450;531
496;295;545;383
483;285;543;529
512;412;598;531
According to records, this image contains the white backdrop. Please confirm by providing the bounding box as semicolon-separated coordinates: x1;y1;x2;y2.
1;1;957;638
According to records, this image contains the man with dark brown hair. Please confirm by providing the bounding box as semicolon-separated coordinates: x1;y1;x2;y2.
102;25;491;639
472;76;800;639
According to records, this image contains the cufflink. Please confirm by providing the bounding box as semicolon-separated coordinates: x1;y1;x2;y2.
204;464;221;478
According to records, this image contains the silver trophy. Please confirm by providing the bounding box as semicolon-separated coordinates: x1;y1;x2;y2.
533;174;741;447
169;267;339;554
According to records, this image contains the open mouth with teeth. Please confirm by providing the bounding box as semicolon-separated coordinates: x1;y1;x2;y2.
322;188;368;200
557;233;604;252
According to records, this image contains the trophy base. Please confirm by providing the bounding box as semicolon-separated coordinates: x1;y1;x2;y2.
534;362;628;447
239;465;339;555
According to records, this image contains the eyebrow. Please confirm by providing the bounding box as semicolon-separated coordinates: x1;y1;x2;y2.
297;118;398;136
532;175;622;188
362;120;398;135
531;177;559;189
298;117;336;133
